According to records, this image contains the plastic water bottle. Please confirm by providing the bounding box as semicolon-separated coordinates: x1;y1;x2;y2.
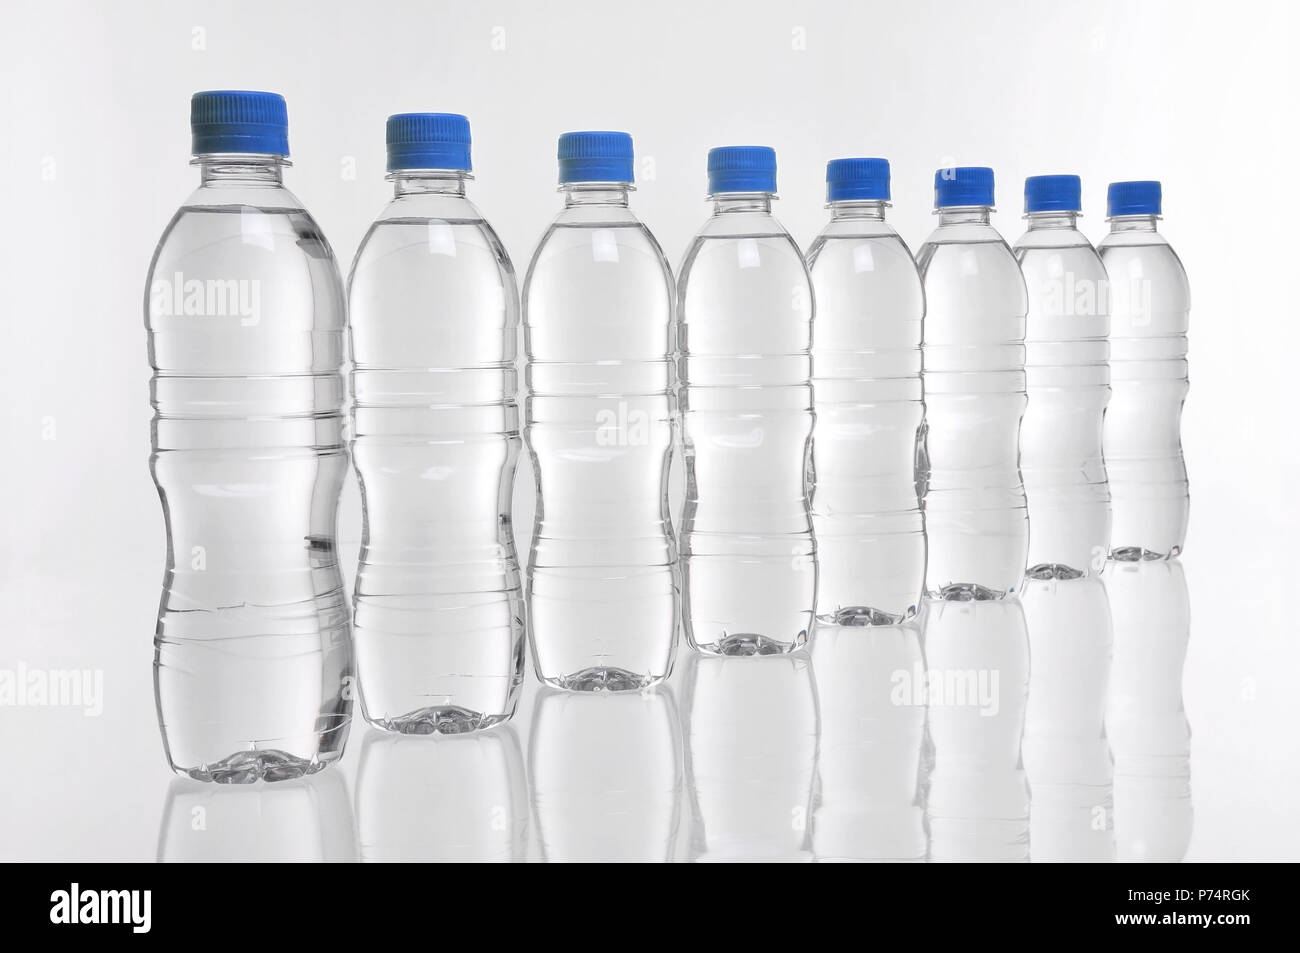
811;622;927;862
355;727;528;862
922;596;1029;862
146;91;352;782
529;689;682;862
1021;573;1114;862
523;132;678;691
917;167;1029;600
1105;558;1192;861
678;146;816;654
349;114;524;732
1099;181;1190;560
1013;175;1111;579
683;653;818;861
806;159;926;625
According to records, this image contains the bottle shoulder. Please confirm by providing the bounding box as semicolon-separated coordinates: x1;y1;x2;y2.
350;213;517;298
1098;234;1190;303
1097;232;1187;273
807;226;920;281
680;211;806;280
1097;227;1175;250
179;181;307;214
690;208;794;240
146;194;344;333
1013;235;1107;279
532;207;666;251
546;202;649;229
918;226;1022;275
809;217;903;244
917;228;1027;312
918;219;1014;247
522;210;674;314
1012;225;1097;252
526;213;671;278
150;193;337;271
372;191;488;225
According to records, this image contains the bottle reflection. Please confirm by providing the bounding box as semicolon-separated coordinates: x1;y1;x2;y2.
1022;574;1115;861
684;653;819;862
158;771;357;862
922;597;1030;862
811;623;927;862
1105;559;1192;861
355;726;527;862
529;687;681;862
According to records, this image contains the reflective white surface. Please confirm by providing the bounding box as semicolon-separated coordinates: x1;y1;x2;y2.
1;0;1297;861
0;550;1274;862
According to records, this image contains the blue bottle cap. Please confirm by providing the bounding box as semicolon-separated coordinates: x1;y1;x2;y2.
933;166;995;209
826;157;890;202
708;146;777;194
191;90;289;157
558;131;634;184
1024;174;1081;213
1107;180;1162;217
386;113;472;173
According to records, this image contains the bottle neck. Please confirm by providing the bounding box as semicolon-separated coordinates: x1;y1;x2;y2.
830;200;887;221
392;171;469;197
936;206;991;225
1025;210;1079;230
712;192;774;214
562;183;631;207
196;154;286;185
1108;214;1159;233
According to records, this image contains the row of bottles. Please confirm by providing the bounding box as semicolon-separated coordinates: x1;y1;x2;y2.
146;91;1189;780
159;559;1191;861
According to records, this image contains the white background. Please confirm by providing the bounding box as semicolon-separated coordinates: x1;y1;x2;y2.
0;0;1296;860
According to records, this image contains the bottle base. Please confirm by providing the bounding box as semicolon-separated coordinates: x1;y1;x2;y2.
691;631;807;657
172;749;337;785
930;583;1008;602
539;667;667;694
1026;563;1086;581
1110;545;1181;562
366;706;513;735
818;605;910;627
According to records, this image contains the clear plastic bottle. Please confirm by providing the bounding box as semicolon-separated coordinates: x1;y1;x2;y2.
1105;558;1192;861
917;166;1029;600
806;159;926;625
348;114;524;732
922;596;1030;862
678;146;816;654
1013;175;1111;579
811;622;927;862
1022;573;1115;862
1099;181;1190;560
523;132;677;691
146;91;352;782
